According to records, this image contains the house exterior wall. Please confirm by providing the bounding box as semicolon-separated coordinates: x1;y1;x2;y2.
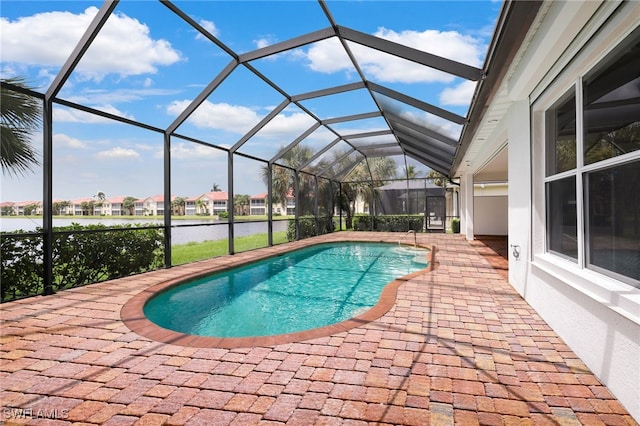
474;196;507;235
502;2;639;419
473;183;508;236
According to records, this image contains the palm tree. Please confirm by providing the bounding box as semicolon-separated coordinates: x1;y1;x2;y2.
53;200;71;215
195;199;207;215
211;182;222;192
171;196;186;216
1;78;41;176
23;203;39;216
267;165;293;209
404;164;422;179
123;196;137;216
80;201;95;216
234;194;250;216
260;145;313;212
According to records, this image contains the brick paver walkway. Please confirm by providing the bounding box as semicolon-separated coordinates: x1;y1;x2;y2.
1;232;636;425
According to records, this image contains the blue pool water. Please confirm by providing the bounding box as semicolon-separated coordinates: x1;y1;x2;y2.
144;242;428;338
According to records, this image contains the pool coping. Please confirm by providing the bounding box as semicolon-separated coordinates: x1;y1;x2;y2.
121;239;436;348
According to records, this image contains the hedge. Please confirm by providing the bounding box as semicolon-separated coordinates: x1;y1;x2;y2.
1;223;164;302
352;214;424;232
287;216;335;241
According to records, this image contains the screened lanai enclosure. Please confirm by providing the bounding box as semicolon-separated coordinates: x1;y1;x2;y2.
0;0;497;300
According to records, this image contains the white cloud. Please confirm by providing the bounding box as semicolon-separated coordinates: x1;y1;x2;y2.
53;133;87;149
167;100;260;134
254;38;270;49
254;36;278;49
259;112;316;140
196;19;219;40
53;105;134;123
304;28;484;84
440;80;478;106
96;147;140;160
170;142;227;160
167;99;317;141
375;28;483;67
0;7;182;81
305;38;353;73
68;87;180;106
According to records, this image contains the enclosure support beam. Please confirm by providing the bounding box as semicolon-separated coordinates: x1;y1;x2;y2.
270;123;321;164
228;152;235;254
314;175;319;236
239;27;336;62
42;100;54;295
296;137;341;173
337;26;483;82
230;99;290;154
267;163;273;246
42;0;119;295
294;172;300;240
370;83;467;125
163;132;172;267
167;59;239;135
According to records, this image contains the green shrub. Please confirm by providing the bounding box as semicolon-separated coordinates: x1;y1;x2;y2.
0;232;43;301
352;214;372;231
1;223;164;302
286;216;334;241
451;218;460;233
353;214;424;232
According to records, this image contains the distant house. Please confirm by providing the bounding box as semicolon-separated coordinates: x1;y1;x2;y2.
249;191;298;216
284;190;295;216
51;199;69;215
13;201;42;216
69;198;93;216
137;194;176;216
188;191;228;216
0;202;16;216
134;199;144;216
102;196;128;216
249;192;267;216
184;196;197;216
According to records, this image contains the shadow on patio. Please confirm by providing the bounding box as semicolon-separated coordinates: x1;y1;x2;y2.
0;233;635;425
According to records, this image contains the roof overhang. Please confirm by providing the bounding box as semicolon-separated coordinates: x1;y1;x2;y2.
450;0;543;176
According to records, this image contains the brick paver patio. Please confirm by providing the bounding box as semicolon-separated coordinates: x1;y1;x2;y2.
1;232;636;425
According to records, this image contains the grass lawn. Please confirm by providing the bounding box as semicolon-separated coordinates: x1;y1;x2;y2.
171;231;289;265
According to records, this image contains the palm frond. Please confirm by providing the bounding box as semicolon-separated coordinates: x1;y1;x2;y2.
1;77;42;176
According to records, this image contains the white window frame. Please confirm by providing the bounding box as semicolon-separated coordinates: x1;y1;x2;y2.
530;12;640;325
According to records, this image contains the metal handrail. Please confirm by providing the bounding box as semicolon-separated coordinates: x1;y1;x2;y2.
398;230;417;248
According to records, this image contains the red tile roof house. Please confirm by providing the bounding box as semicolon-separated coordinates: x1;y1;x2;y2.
0;201;16;215
187;191;229;217
102;196;129;216
12;200;42;216
137;194;177;216
68;197;94;216
249;192;268;216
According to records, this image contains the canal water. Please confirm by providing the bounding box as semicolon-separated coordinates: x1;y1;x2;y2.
0;217;289;245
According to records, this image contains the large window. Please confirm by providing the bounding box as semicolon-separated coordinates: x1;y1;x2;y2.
546;176;578;259
545;36;639;286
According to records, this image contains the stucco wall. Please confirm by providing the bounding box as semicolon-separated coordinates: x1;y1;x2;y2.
505;2;640;419
474;195;507;236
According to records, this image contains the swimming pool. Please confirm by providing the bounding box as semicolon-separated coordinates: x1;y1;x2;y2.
143;242;430;339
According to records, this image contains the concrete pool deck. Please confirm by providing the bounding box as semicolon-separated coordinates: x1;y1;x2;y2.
1;232;636;425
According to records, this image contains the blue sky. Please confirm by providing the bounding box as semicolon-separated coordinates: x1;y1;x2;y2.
1;1;501;203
